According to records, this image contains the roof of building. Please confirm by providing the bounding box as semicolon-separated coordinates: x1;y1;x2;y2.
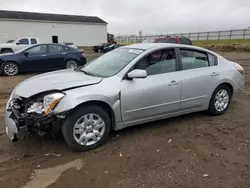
0;10;107;24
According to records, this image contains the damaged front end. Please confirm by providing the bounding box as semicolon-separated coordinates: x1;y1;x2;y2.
5;92;67;142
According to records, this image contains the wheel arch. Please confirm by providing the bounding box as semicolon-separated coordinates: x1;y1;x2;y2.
214;82;234;97
0;48;14;53
72;100;116;130
65;58;79;63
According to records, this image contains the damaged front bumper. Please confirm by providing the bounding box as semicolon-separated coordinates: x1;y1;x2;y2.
5;99;64;142
5;110;19;141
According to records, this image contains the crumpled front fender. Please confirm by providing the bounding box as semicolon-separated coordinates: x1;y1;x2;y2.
54;92;122;123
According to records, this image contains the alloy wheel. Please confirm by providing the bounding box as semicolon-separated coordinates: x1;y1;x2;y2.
4;63;18;76
66;60;78;69
214;89;229;112
73;113;105;146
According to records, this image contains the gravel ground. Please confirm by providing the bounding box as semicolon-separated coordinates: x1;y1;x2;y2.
0;52;249;188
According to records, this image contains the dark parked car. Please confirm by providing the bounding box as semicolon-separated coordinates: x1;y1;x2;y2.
0;43;86;76
102;44;122;53
92;43;112;52
142;36;193;45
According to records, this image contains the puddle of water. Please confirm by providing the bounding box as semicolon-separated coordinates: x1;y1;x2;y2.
22;159;84;188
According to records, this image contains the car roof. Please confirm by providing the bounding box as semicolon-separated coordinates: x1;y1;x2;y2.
32;43;66;46
121;43;204;51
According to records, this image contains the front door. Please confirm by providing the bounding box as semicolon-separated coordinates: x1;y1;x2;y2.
120;48;182;123
178;48;219;110
20;44;49;72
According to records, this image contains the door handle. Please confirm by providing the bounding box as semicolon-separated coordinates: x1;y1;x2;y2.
210;72;219;76
41;54;47;57
61;52;67;55
168;80;180;86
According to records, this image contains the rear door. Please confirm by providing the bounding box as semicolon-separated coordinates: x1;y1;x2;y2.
46;44;66;70
177;48;219;110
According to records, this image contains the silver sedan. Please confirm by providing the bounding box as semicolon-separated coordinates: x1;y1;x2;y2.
5;43;244;151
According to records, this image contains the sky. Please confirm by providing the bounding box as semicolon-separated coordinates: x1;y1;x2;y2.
1;0;250;35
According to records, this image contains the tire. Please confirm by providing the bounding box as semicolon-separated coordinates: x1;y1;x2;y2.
2;62;19;76
62;105;111;152
208;85;232;116
65;59;78;69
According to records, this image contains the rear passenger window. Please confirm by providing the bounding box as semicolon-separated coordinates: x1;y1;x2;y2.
48;44;64;53
31;38;37;44
180;49;209;70
179;38;192;45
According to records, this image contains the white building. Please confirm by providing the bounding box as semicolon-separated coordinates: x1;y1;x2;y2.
0;10;108;46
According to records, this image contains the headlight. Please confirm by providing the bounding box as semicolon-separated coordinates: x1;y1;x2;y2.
43;93;65;115
27;93;65;115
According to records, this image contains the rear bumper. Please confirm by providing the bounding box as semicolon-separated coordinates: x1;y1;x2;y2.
232;74;245;99
79;57;87;66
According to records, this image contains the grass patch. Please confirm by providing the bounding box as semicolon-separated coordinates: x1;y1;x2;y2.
193;39;250;46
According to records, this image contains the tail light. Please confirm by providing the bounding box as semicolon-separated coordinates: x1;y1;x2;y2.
81;50;85;57
233;62;244;75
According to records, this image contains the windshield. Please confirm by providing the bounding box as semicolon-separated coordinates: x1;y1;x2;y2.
80;48;143;77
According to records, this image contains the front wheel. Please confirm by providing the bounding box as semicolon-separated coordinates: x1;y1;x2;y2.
62;105;111;152
208;85;232;116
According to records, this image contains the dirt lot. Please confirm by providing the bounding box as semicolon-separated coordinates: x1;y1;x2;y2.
0;52;250;188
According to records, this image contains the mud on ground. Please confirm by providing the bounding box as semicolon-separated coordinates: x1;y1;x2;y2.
0;52;250;188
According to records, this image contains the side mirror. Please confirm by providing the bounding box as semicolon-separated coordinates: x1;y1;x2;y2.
16;42;21;45
23;52;29;56
127;69;147;79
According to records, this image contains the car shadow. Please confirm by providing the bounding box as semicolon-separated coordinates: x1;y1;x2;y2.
10;111;209;154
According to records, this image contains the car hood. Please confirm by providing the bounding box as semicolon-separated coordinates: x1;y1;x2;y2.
0;43;13;48
14;69;103;98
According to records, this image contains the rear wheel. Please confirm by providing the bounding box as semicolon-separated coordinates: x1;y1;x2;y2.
62;105;111;152
2;62;19;76
208;85;231;115
66;59;78;69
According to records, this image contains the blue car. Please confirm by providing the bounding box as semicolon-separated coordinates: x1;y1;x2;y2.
0;43;87;76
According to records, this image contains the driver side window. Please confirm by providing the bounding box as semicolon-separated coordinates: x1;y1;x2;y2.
26;45;47;55
17;38;29;45
135;49;176;76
